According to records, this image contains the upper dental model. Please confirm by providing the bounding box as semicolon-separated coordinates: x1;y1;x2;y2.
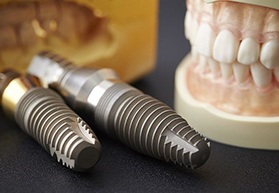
175;0;279;149
28;51;210;169
0;0;157;82
0;69;101;171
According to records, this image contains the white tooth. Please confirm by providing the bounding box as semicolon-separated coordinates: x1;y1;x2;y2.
220;63;233;80
237;38;260;65
213;30;239;63
184;11;192;40
185;10;197;44
208;59;220;77
190;19;199;45
195;23;216;57
251;63;272;88
260;39;279;69
274;68;279;82
191;47;199;60
232;62;250;83
195;55;208;73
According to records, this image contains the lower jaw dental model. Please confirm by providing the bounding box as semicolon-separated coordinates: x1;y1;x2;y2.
175;0;279;149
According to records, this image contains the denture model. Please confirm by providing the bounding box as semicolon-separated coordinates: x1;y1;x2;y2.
175;0;279;149
0;0;157;82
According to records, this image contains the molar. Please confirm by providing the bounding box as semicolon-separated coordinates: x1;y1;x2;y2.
213;30;239;63
260;39;279;69
237;37;260;65
251;63;272;88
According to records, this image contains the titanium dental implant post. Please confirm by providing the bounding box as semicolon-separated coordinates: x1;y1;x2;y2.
0;69;101;172
28;51;211;168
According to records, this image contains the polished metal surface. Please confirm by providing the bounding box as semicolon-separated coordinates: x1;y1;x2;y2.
28;51;210;168
0;70;101;172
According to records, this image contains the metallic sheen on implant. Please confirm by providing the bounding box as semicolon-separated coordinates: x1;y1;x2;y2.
28;51;211;168
0;70;101;172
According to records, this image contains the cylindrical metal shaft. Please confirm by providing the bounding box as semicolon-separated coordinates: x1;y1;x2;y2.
0;70;101;172
28;51;210;168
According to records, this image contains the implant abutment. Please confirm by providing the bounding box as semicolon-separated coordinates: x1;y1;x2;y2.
0;70;41;117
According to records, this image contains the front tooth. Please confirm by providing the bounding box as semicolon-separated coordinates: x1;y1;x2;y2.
251;63;272;88
195;23;216;57
220;63;233;80
213;30;239;63
237;38;260;65
260;39;279;69
232;62;250;83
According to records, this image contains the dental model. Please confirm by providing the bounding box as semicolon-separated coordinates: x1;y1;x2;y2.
0;0;157;82
175;0;279;149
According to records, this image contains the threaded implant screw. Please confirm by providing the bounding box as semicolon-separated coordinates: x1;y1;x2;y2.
15;87;101;171
95;83;210;168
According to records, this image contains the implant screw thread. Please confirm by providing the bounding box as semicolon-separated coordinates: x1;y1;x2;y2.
95;83;210;168
15;87;99;171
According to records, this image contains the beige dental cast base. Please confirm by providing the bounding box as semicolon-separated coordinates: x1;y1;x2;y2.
175;0;279;150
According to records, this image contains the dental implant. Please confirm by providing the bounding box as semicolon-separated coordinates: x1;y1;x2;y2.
28;51;211;168
0;69;101;172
